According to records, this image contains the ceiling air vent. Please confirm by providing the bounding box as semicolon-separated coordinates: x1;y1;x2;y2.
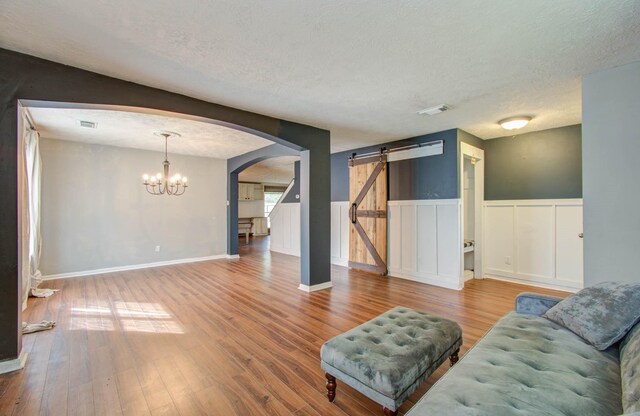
78;120;97;129
417;104;449;116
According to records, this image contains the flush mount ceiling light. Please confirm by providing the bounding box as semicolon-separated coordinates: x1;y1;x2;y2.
499;116;532;130
142;131;188;196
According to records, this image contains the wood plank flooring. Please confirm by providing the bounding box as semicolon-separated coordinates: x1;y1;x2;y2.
0;237;567;415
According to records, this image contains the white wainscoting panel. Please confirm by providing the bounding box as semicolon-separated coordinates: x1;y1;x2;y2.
388;200;462;290
516;205;554;280
330;202;350;266
484;205;515;275
484;199;583;291
416;205;438;276
269;203;300;256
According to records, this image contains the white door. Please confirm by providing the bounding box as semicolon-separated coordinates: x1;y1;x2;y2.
555;205;583;283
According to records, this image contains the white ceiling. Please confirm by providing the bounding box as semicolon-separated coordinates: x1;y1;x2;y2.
239;156;298;185
27;107;272;159
3;1;640;152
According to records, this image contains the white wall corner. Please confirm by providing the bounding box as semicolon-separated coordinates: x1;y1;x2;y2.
298;281;333;292
0;350;28;375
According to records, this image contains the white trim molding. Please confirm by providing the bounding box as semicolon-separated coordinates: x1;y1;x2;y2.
0;350;28;375
330;201;350;267
226;254;240;259
298;281;333;292
42;254;230;280
483;198;583;291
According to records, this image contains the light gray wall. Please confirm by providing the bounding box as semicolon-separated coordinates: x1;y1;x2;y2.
40;138;227;275
583;61;640;286
484;125;582;200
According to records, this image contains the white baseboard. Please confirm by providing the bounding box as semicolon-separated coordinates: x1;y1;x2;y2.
331;257;349;267
270;247;301;257
226;254;240;259
42;254;230;280
298;281;333;292
0;350;28;375
483;274;579;293
388;269;463;291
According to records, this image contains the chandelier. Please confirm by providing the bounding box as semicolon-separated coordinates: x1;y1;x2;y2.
142;131;188;196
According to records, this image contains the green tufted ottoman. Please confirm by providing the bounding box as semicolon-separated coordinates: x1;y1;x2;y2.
320;306;462;416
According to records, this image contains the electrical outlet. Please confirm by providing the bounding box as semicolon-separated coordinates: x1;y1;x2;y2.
505;256;511;265
155;245;161;253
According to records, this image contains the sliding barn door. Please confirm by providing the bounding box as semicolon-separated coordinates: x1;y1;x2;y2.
349;153;388;275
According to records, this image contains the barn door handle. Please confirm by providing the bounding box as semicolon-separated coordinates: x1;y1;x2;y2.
351;203;358;224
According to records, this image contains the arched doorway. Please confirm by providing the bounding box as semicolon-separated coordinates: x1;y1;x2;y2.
0;48;331;365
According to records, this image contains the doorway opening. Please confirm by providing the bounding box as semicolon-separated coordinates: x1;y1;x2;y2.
461;143;484;281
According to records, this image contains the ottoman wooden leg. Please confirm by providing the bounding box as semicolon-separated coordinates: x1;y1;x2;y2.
325;373;337;402
449;348;460;366
383;407;398;416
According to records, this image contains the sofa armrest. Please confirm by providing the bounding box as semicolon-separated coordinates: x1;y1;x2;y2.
515;292;565;316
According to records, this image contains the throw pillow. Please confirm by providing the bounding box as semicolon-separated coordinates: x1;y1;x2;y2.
543;281;640;350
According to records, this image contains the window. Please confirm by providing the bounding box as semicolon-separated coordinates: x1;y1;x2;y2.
264;192;283;228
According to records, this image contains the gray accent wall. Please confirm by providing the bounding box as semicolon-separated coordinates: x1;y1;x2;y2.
281;161;300;203
40;139;228;275
582;61;640;286
484;125;582;200
458;129;485;150
331;129;459;201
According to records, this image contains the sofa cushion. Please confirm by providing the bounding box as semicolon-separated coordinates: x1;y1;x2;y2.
621;322;640;413
406;312;622;416
544;282;640;350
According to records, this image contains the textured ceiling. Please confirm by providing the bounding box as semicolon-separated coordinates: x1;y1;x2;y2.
3;1;640;152
27;107;272;159
239;156;299;185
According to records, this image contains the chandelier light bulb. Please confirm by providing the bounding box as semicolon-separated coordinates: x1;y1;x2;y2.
141;131;188;196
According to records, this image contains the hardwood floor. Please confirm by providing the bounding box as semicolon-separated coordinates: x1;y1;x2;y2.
1;237;568;415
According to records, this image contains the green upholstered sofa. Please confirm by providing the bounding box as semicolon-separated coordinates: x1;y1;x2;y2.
405;292;640;416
